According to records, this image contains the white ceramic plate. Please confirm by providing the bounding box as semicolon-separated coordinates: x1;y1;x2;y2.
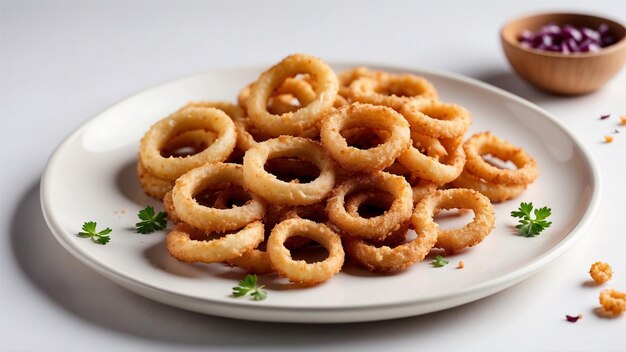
41;64;600;323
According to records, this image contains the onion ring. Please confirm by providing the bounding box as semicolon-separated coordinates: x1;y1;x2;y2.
414;188;495;254
246;54;338;137
164;183;245;223
162;191;178;222
342;214;436;272
240;78;316;115
400;100;471;138
171;163;265;232
138;129;217;199
321;103;411;172
137;160;175;200
340;126;390;150
243;136;336;205
227;245;274;274
267;77;317;115
326;171;413;240
237;82;254;111
348;73;438;111
384;161;438;204
344;190;409;247
463;131;538;185
337;66;376;98
398;133;466;185
140;106;237;180
279;203;330;250
166;221;264;263
181;101;244;120
267;218;344;285
160;129;217;158
450;169;526;203
281;203;329;224
333;94;349;108
212;185;252;210
234;117;273;152
263;156;322;184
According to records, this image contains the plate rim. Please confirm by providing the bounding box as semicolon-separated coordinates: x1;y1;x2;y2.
40;62;602;321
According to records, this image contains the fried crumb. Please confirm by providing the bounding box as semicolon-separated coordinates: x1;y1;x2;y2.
620;116;626;125
599;289;626;315
604;136;614;143
457;260;464;269
578;313;583;320
590;262;613;284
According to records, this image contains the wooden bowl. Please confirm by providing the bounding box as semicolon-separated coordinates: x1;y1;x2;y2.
501;13;626;95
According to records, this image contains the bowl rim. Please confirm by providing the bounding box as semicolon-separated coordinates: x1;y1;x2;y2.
501;11;626;58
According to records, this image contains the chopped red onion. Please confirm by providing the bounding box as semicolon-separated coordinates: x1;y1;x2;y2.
565;315;581;323
598;23;610;36
518;22;616;54
563;25;583;42
581;27;600;42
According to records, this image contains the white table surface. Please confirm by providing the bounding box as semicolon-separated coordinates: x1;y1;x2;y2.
1;1;625;351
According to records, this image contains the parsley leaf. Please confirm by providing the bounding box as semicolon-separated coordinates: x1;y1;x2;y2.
78;221;111;245
431;255;449;268
232;274;267;301
511;202;552;237
136;206;168;234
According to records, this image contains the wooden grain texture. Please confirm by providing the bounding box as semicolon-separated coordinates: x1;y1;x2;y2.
501;13;626;95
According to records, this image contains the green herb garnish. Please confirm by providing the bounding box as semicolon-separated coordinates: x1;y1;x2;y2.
78;221;111;245
431;255;449;268
511;202;552;237
136;206;167;234
232;274;267;301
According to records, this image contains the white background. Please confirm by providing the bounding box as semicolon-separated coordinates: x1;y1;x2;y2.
1;1;625;351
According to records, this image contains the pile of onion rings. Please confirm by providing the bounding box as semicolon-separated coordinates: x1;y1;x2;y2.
136;54;539;287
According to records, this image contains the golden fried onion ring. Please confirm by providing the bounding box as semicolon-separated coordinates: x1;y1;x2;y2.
243;136;336;205
344;190;409;247
321;103;411;172
400;100;471;138
180;101;245;120
343;211;437;272
247;54;338;137
140;107;236;180
267;77;317;115
348;73;438;111
162;190;178;222
463;131;538;185
167;221;264;263
267;218;344;285
450;169;526;203
234;117;272;152
337;66;376;98
326;171;413;240
414;188;495;254
172;163;265;232
227;246;274;274
398;132;466;185
138;160;175;200
384;161;438;204
138;129;218;200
